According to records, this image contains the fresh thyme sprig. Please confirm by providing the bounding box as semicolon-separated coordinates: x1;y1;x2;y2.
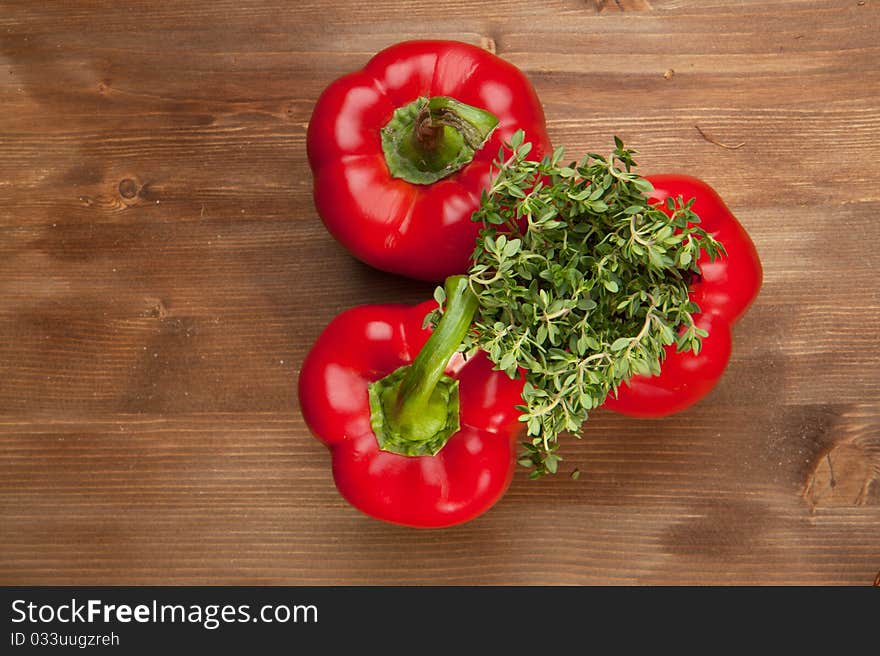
430;131;724;477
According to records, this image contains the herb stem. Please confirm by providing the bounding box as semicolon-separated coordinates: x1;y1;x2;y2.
629;213;655;247
470;271;504;286
543;307;571;322
623;298;658;359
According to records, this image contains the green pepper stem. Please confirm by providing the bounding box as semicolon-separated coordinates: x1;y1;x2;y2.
393;276;477;423
414;97;498;152
382;97;499;185
368;276;478;456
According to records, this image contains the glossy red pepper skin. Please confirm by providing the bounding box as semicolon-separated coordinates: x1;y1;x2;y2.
298;300;525;528
306;40;552;281
602;175;762;418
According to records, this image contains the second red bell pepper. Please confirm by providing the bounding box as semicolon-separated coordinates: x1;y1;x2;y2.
602;175;762;417
307;40;552;281
298;277;525;528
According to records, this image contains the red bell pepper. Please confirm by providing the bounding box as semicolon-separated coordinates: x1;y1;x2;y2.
298;276;525;528
306;40;551;281
602;175;762;417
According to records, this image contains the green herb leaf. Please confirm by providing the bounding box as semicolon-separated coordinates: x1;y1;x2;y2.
610;337;632;352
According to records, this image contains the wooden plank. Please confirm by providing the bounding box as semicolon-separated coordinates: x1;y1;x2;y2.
0;408;877;585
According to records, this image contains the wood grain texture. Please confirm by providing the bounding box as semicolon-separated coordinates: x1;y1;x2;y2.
1;0;878;585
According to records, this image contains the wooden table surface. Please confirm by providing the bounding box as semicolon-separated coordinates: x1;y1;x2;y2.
1;0;878;586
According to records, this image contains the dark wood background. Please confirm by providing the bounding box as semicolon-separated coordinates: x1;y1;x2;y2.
1;0;878;585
